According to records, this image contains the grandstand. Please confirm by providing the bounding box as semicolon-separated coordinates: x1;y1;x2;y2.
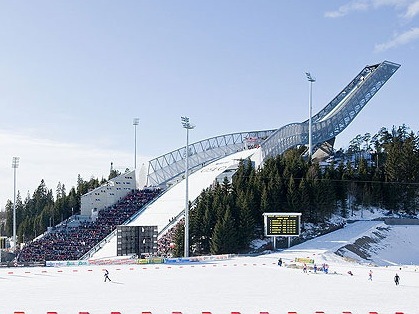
16;60;400;263
17;187;161;263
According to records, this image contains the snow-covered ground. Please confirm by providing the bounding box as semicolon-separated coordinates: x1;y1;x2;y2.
1;218;418;314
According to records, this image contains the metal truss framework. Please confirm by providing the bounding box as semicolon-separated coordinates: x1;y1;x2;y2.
261;61;400;160
147;130;275;186
147;60;400;187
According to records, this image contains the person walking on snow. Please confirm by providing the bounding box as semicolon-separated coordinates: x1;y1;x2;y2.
394;273;400;285
104;269;111;282
368;270;373;281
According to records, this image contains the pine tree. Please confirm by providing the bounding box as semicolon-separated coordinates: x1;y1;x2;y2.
299;178;311;221
260;186;270;214
236;191;255;250
210;206;237;254
172;222;185;257
287;175;300;212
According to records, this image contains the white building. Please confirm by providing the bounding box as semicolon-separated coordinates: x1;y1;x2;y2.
80;170;137;219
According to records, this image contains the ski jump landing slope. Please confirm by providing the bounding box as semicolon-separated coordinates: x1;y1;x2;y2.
90;148;260;259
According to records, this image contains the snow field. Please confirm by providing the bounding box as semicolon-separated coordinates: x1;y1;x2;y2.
0;253;417;314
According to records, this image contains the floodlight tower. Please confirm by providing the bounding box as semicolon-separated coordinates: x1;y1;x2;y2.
181;116;195;258
133;118;139;170
305;72;316;157
12;157;20;250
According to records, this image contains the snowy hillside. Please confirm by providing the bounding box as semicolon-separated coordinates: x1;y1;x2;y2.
333;209;419;266
336;222;419;266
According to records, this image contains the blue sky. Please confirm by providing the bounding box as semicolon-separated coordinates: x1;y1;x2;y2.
1;0;418;208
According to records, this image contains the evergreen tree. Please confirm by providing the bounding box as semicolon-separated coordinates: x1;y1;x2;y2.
4;200;13;236
298;178;311;221
172;222;185;257
190;190;213;255
287;175;300;212
210;207;237;254
236;191;255;250
260;186;270;214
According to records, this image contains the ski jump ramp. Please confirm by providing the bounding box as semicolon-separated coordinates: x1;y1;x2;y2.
147;60;400;187
89;149;259;259
88;61;400;259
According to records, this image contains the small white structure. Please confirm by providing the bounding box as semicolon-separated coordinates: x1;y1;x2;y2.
80;170;137;218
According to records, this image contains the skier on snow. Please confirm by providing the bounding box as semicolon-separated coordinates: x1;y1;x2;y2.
394;273;400;286
104;269;111;282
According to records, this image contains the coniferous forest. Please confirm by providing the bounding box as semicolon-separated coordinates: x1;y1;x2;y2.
2;125;419;256
171;125;419;256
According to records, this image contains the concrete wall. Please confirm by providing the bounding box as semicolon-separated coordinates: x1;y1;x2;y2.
80;170;137;217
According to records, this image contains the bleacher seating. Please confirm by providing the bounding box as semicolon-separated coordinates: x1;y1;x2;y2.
17;188;161;262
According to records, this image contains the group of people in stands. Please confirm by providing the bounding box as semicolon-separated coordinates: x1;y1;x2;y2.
17;188;161;262
156;220;183;257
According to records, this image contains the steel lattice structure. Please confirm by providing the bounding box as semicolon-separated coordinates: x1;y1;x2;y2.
261;61;401;160
147;60;400;187
147;130;276;186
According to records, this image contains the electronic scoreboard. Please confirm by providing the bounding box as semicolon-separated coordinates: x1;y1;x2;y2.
263;212;301;236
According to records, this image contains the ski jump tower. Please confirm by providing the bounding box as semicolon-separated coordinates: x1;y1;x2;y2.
147;60;400;188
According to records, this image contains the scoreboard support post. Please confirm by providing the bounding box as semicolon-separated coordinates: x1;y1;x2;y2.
263;213;302;249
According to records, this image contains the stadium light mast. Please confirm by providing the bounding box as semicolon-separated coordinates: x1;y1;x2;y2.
181;116;195;258
305;72;316;158
133;118;139;170
12;156;19;250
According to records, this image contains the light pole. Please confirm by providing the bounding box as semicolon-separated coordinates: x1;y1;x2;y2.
181;116;195;258
133;118;139;170
12;156;19;250
305;72;315;157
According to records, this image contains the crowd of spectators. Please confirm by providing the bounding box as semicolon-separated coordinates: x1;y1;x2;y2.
156;220;182;257
17;188;161;262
